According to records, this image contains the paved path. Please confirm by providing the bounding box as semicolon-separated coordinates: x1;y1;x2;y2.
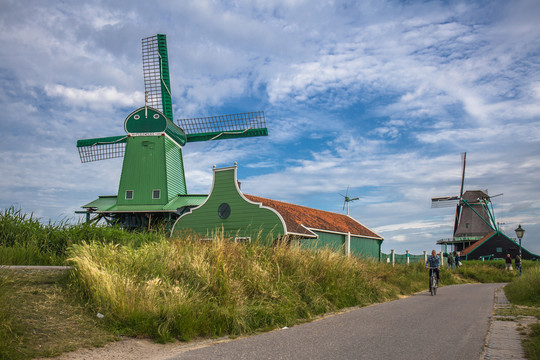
481;287;526;360
168;283;504;360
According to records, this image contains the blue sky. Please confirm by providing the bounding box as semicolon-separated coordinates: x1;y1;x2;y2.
1;0;539;254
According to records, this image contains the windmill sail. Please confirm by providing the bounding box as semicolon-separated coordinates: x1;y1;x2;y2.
76;135;127;163
453;152;466;235
142;34;173;119
179;111;267;142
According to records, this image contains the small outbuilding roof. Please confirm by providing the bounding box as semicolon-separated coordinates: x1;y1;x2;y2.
244;194;382;239
460;232;495;256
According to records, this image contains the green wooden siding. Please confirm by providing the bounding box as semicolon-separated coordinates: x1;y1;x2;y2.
164;137;187;197
301;231;345;254
117;136;168;205
300;230;382;260
350;235;382;259
172;168;285;244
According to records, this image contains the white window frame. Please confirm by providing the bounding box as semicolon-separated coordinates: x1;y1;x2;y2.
235;237;251;244
152;189;161;199
125;190;134;200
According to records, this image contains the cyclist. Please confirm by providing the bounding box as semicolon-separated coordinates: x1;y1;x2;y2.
426;250;441;286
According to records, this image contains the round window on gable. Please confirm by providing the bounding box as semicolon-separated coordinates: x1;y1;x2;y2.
153;114;160;119
218;203;231;219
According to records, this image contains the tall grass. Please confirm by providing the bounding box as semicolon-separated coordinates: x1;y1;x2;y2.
455;260;520;283
0;207;164;265
68;238;437;342
505;266;540;306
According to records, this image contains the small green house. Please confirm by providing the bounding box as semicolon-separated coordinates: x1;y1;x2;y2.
172;165;384;259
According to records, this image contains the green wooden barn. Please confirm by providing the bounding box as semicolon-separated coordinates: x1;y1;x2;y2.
171;165;384;260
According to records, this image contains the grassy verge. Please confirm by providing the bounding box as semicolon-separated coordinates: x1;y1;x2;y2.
504;267;540;359
454;259;523;283
0;207;164;265
0;268;117;360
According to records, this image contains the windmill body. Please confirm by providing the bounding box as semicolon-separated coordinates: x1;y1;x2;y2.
453;190;494;239
76;34;267;229
432;153;501;252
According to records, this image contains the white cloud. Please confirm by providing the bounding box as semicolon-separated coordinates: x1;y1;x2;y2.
44;85;143;108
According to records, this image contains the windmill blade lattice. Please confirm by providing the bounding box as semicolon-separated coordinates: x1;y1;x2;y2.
142;35;172;119
431;196;460;208
178;111;267;142
76;135;127;163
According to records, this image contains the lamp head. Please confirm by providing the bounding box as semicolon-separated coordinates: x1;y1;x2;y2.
515;224;525;239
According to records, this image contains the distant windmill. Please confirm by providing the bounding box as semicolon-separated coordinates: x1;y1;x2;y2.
339;187;359;216
431;152;503;251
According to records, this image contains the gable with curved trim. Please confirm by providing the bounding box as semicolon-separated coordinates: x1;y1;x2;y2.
171;166;286;244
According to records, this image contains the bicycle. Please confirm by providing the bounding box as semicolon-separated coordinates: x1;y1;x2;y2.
428;267;438;296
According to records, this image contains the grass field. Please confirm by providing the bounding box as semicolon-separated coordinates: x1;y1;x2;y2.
504;267;540;359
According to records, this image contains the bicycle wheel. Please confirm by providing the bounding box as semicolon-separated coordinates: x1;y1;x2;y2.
430;274;436;296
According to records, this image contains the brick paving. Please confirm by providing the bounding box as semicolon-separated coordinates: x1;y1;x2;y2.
481;287;526;360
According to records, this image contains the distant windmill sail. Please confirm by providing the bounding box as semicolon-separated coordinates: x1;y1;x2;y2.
431;152;467;236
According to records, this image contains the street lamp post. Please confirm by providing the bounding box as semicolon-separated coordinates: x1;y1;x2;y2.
515;224;525;276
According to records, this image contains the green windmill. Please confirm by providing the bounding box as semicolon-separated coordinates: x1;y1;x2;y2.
76;34;267;229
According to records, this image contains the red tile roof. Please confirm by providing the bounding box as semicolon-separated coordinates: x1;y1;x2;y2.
244;194;382;239
460;232;495;256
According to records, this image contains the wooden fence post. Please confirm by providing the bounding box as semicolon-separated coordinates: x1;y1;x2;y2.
391;249;395;267
346;232;351;257
423;251;427;264
406;250;410;264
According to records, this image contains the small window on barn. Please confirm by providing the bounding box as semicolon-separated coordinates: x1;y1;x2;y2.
125;190;134;200
218;203;231;219
466;223;469;228
496;247;502;253
235;237;251;244
152;190;161;199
